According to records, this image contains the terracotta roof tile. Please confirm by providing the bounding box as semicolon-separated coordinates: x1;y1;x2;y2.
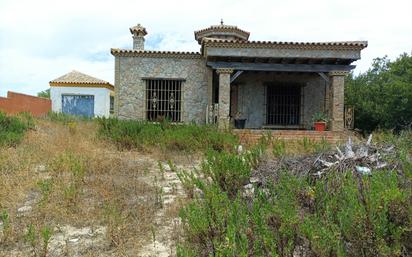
50;70;112;85
202;38;368;49
110;49;202;58
194;24;250;42
130;23;148;36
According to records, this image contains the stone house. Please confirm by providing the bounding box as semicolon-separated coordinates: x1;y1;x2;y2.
50;70;114;117
111;23;367;131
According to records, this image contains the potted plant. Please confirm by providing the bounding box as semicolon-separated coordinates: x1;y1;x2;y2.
311;112;329;131
234;112;247;129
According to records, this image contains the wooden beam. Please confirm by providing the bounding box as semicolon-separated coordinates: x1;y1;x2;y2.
207;61;355;73
230;71;243;83
318;72;330;83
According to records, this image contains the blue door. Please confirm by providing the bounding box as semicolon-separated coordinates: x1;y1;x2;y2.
62;95;94;117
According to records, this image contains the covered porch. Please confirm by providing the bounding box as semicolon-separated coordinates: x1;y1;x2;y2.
202;40;366;132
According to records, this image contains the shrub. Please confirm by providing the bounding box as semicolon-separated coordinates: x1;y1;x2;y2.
0;111;33;147
97;117;238;152
177;133;412;256
345;53;412;132
45;111;90;124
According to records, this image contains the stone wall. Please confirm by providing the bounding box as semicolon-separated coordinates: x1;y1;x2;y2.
303;76;327;128
115;56;209;124
235;72;325;129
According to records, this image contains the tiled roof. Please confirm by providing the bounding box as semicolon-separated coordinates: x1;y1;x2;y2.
110;49;202;58
130;23;147;36
202;38;368;50
49;70;113;88
194;24;250;42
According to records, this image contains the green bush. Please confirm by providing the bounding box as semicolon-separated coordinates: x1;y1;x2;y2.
345;53;412;132
177;133;412;257
97;117;238;152
0;112;33;147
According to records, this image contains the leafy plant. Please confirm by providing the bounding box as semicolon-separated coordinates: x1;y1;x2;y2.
345;53;412;132
272;138;286;157
40;225;51;257
0;111;33;147
177;132;412;256
0;209;11;242
38;179;53;203
24;223;37;253
311;112;329;123
37;89;50;99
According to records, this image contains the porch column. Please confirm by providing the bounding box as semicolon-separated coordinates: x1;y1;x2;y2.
206;68;213;124
328;71;348;131
216;68;233;129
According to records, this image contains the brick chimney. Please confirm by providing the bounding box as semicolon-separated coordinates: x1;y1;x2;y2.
129;24;147;51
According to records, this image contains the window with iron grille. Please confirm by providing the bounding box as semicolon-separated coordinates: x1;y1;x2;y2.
145;79;183;122
266;83;301;126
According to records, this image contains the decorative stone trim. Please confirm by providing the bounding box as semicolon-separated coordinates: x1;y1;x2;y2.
328;71;349;76
49;82;114;91
216;68;234;74
202;39;368;51
195;25;250;41
129;24;147;36
110;49;202;59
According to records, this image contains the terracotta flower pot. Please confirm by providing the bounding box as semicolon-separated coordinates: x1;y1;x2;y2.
314;121;326;131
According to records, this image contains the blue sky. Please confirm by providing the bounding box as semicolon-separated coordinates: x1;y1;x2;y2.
0;0;411;96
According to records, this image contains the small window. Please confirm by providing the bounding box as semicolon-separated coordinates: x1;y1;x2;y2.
110;96;114;114
145;79;183;122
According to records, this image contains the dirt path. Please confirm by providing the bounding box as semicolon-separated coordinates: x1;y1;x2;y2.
137;158;199;257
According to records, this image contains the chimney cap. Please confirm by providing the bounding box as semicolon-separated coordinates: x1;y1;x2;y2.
130;23;147;36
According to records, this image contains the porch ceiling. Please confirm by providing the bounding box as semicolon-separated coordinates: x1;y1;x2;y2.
207;61;355;73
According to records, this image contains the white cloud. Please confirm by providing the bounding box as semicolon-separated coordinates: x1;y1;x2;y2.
0;0;411;96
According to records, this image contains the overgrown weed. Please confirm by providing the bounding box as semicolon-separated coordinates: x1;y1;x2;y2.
177;131;412;256
97;117;238;153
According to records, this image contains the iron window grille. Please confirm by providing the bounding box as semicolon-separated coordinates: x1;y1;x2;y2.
145;79;183;122
266;83;301;126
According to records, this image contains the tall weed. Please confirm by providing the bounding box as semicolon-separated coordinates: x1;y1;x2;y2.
97;117;238;152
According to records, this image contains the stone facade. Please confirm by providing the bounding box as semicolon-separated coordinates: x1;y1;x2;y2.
112;23;366;131
115;55;209;124
235;72;325;129
216;68;233;129
329;71;347;131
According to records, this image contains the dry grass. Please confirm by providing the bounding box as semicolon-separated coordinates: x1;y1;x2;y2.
0;118;175;256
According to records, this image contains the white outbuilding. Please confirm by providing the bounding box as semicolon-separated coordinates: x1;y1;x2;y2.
50;70;114;117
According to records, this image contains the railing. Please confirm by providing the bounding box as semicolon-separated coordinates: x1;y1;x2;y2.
344;106;354;129
206;104;219;124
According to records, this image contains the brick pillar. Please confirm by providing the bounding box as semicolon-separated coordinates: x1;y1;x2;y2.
329;71;348;131
217;68;233;129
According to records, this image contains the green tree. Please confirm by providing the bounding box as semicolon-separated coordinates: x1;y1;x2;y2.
345;53;412;132
37;88;50;99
